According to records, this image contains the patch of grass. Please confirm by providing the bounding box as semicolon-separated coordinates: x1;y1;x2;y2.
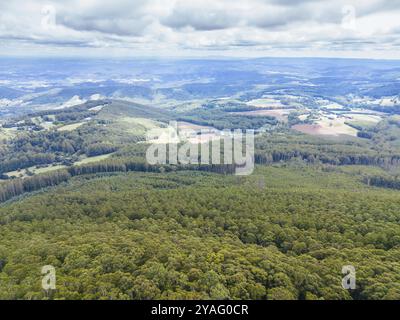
57;122;86;132
0;128;17;140
117;117;163;135
74;153;114;165
33;165;67;174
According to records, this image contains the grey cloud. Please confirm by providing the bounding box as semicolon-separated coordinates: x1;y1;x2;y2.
58;16;150;37
55;0;153;36
0;0;399;57
160;3;239;31
159;1;345;32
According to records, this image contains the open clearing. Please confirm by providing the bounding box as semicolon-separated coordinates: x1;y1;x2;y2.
74;153;114;165
3;154;115;179
5;164;67;178
246;98;285;109
4;168;30;178
231;109;295;122
58;122;86;132
117;117;163;135
293;117;358;137
178;122;220;143
88;105;105;112
298;114;309;121
34;165;67;174
342;114;382;127
178;121;216;132
187;133;222;144
146;122;220;144
0;128;17;140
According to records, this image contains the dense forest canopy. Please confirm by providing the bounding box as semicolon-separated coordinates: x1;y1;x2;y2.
0;167;400;299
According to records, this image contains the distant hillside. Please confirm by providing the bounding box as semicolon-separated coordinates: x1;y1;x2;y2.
98;100;173;122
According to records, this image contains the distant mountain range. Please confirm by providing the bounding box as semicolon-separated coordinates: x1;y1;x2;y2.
0;58;399;119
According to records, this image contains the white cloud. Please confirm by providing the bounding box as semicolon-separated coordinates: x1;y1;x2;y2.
0;0;399;58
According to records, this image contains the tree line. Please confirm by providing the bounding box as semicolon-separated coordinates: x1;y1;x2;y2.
255;151;400;167
364;175;400;190
0;159;237;203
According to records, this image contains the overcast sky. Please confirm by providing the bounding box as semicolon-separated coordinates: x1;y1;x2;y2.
0;0;399;59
